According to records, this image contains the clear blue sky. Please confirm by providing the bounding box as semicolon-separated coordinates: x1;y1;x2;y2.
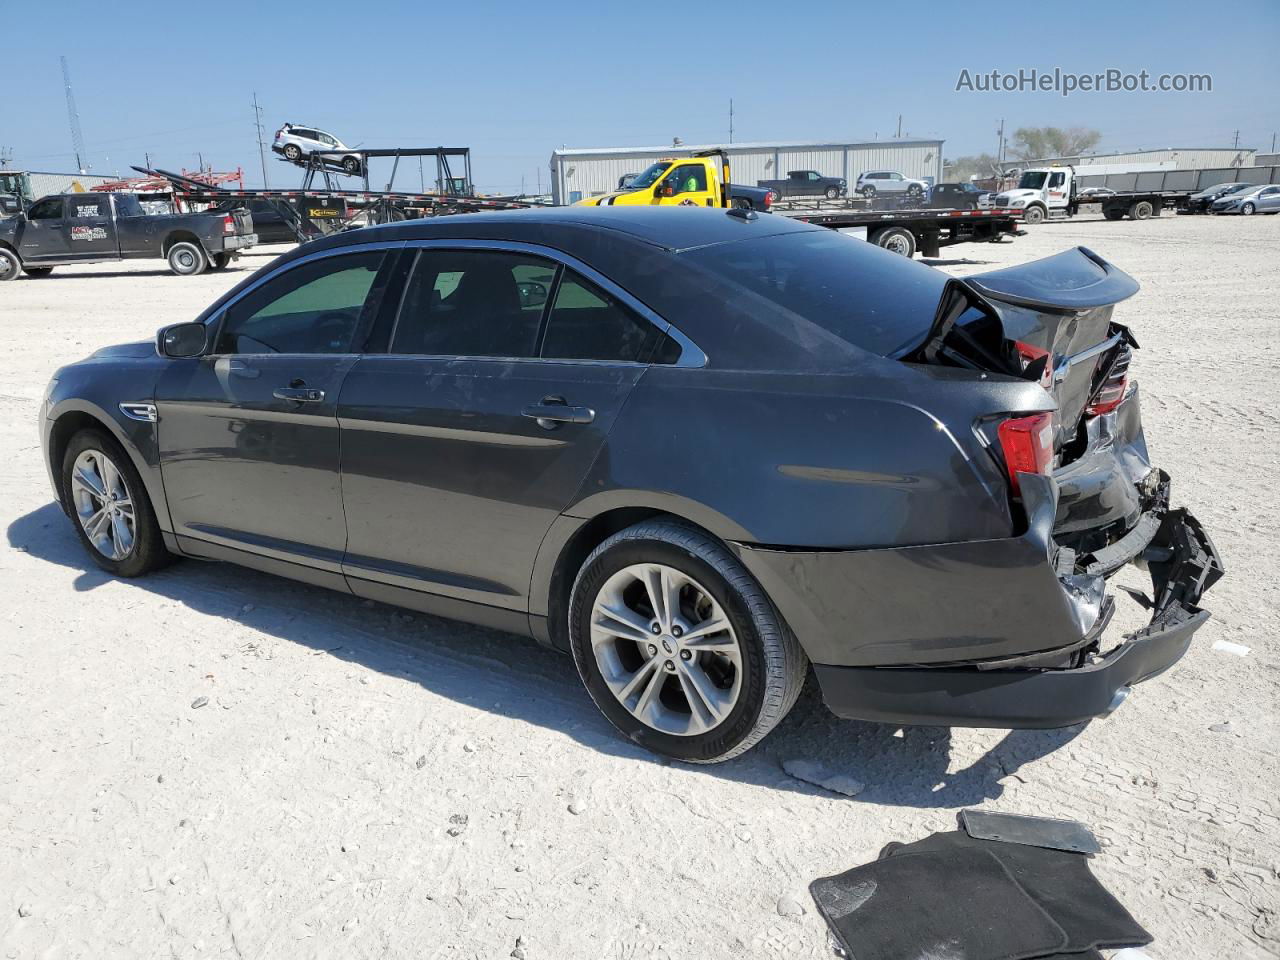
4;0;1277;192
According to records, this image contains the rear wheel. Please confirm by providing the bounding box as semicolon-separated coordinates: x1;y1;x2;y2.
1022;204;1046;225
209;252;232;271
284;144;302;162
569;520;807;764
872;226;917;257
824;186;840;200
733;197;752;210
23;266;54;277
61;429;171;577
1103;208;1125;221
1130;200;1153;220
0;248;20;281
167;241;207;276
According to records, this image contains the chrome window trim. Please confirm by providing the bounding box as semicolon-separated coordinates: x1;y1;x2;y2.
393;238;708;368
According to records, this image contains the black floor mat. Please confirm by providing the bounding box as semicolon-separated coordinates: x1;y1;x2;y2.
810;846;1070;960
880;831;1152;953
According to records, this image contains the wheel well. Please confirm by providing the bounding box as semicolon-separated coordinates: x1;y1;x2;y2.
163;232;201;255
47;412;109;510
543;507;718;651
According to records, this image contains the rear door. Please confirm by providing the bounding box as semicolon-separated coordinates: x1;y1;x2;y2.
155;245;399;578
337;242;664;614
63;194;118;260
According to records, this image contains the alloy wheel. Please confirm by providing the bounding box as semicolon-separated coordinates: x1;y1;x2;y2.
71;449;136;561
589;563;742;736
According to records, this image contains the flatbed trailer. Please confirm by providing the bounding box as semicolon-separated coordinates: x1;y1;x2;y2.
777;206;1022;257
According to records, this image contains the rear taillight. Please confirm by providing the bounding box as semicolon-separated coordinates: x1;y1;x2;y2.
1086;344;1131;416
997;413;1055;494
1013;340;1053;387
223;214;235;234
763;192;772;210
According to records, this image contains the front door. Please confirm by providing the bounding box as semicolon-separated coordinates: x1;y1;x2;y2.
16;195;71;263
659;163;715;207
155;247;396;576
338;245;661;614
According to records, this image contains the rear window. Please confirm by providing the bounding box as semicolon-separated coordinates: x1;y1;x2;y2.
680;230;946;357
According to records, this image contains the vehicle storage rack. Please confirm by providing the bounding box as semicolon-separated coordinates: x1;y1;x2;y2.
777;206;1022;257
290;147;476;197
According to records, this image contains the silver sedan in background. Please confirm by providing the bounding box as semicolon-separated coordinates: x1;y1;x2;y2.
1211;183;1280;215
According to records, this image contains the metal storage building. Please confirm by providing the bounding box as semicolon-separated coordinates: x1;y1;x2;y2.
23;171;119;197
549;139;944;205
997;147;1255;174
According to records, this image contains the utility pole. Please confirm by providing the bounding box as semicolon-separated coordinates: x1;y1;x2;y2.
61;56;89;173
0;147;12;168
896;115;903;139
996;118;1006;168
729;98;734;144
1272;131;1277;152
252;92;270;188
1232;129;1240;149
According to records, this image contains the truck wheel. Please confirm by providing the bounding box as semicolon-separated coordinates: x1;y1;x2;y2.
209;253;231;271
1130;201;1153;220
342;156;361;176
824;186;840;200
23;266;54;278
860;185;876;198
1103;208;1125;221
0;248;20;282
732;197;753;210
1022;205;1046;225
872;226;916;257
167;242;207;276
284;144;302;162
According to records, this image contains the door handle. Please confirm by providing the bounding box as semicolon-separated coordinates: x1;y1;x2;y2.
273;386;325;403
521;397;595;428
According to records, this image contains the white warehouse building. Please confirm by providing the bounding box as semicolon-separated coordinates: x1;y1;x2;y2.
996;147;1255;174
549;138;944;205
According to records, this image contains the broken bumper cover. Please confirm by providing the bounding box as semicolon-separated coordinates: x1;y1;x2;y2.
736;473;1223;729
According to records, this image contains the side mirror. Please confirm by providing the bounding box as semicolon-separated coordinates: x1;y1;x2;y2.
517;281;548;308
158;321;208;358
658;181;675;198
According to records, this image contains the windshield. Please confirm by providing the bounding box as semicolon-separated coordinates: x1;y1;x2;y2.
681;230;948;358
1017;172;1049;189
627;162;672;190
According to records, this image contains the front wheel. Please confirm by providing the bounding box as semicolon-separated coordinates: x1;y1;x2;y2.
1241;202;1256;216
62;429;171;577
0;248;21;281
860;185;876;198
167;241;207;276
824;186;840;200
906;184;923;199
342;155;360;176
1022;205;1046;225
569;520;807;764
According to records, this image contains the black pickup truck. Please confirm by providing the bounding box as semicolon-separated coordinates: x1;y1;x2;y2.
758;169;848;200
0;192;256;281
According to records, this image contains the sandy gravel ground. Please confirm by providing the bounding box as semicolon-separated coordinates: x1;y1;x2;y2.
2;218;1277;960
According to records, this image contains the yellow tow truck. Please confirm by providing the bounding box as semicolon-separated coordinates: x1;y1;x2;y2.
575;149;773;210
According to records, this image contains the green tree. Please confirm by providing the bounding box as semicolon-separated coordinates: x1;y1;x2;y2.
1011;127;1102;161
943;153;1000;181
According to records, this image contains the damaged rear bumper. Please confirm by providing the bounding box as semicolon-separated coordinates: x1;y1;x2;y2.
735;472;1223;729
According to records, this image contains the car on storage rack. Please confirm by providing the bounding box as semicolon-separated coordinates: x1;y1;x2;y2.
0;192;257;280
927;182;994;210
41;207;1220;763
856;170;929;199
757;170;848;201
272;123;365;176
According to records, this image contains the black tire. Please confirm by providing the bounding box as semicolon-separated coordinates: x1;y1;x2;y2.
733;197;752;210
1241;202;1256;216
824;186;840;200
209;252;231;271
1022;204;1046;225
1130;200;1153;220
342;155;361;176
167;241;207;276
0;247;20;282
568;520;807;764
860;184;876;198
906;183;923;199
61;428;171;578
23;266;54;277
872;226;917;257
1103;208;1125;221
284;144;302;162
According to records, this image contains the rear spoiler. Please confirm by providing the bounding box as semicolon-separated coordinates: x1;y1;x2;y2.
963;246;1140;315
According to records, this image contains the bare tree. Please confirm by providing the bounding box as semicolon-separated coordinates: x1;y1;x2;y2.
943;153;1001;181
1011;127;1102;161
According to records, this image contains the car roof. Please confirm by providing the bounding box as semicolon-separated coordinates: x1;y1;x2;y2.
318;206;824;254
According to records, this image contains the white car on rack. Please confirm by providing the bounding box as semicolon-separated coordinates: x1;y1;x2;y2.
856;170;929;199
272;123;364;176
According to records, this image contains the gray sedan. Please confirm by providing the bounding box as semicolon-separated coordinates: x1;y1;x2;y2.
1211;183;1280;215
40;208;1220;762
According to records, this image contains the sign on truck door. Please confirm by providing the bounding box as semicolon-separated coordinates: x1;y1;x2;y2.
65;194;117;260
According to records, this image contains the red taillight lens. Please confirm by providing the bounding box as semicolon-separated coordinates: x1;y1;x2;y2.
997;413;1055;494
223;214;235;234
763;192;772;210
1086;344;1131;416
1014;340;1053;387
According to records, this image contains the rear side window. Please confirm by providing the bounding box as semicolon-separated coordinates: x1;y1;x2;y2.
680;230;947;358
69;197;108;218
541;271;659;363
390;249;555;358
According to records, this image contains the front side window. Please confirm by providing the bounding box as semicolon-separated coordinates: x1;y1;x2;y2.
541;271;659;363
1048;172;1066;188
390;250;556;358
667;164;707;195
214;251;386;355
27;196;63;220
